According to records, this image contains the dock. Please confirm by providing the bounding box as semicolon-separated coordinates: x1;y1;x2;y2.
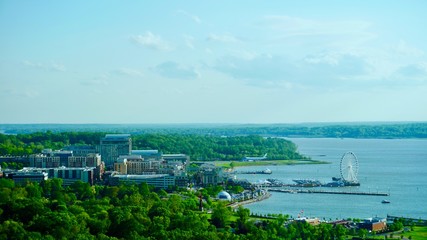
268;188;389;196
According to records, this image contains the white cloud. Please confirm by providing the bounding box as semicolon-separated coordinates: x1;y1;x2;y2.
177;10;201;24
154;61;200;79
112;68;143;77
207;33;240;43
183;34;195;49
393;62;427;84
22;60;66;72
260;15;376;53
263;15;371;38
1;88;40;98
130;32;172;51
215;52;374;88
215;54;290;82
395;40;424;57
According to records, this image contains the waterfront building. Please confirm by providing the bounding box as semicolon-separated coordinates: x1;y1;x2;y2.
195;163;225;186
358;217;387;232
100;134;132;168
217;191;232;201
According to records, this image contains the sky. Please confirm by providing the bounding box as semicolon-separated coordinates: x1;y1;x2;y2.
1;1;427;124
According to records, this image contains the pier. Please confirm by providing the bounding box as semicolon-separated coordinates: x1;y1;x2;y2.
268;188;389;196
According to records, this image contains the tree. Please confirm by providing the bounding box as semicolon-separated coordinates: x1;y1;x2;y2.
69;181;94;201
359;228;368;239
229;162;235;170
211;202;232;229
236;206;250;234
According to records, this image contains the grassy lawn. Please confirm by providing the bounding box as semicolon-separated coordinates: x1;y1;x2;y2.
215;159;329;168
397;226;427;239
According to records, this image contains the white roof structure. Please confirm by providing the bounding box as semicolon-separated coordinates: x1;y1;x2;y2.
217;190;232;201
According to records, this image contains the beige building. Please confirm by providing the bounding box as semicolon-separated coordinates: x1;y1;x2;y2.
68;153;101;168
114;155;161;175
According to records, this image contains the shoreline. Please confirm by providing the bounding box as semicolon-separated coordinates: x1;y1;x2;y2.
215;159;329;169
228;192;272;208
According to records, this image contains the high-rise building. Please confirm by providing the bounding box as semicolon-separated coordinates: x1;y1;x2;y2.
100;134;132;168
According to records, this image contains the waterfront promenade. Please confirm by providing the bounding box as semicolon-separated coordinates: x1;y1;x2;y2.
228;192;272;208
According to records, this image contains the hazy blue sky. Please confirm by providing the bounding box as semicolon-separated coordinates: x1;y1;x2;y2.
1;1;426;123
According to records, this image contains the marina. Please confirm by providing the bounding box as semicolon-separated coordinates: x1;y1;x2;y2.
240;138;427;220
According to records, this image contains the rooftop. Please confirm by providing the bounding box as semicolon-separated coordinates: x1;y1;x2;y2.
103;134;131;140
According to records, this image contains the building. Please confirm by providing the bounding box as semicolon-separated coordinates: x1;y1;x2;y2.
217;191;232;201
358;217;387;232
29;154;60;168
114;155;161;175
29;150;103;181
100;134;132;168
131;150;162;160
162;154;189;165
114;157;128;174
63;145;97;156
296;217;321;226
42;149;73;166
7;171;48;185
110;174;175;189
195;163;224;186
19;167;96;186
68;153;101;168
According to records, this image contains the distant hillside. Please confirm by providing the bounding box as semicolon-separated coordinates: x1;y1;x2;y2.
0;132;306;161
1;122;426;138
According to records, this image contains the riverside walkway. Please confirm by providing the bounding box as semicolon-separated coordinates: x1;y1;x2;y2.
228;192;272;208
268;188;389;196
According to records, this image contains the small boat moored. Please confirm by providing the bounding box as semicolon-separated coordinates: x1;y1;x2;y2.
381;200;391;204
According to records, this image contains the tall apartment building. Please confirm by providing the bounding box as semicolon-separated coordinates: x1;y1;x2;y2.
100;134;132;168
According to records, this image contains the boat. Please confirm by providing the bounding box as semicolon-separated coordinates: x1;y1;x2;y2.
322;181;345;187
240;168;272;174
292;179;322;186
381;200;391;204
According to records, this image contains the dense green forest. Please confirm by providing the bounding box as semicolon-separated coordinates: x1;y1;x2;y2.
1;122;427;138
0;178;350;240
0;132;307;161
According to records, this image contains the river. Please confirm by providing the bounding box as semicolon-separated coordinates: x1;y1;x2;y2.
236;138;427;220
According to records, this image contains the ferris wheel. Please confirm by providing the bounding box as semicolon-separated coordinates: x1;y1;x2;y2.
340;152;359;183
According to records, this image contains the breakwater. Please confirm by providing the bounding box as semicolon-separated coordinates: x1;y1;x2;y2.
268;188;389;196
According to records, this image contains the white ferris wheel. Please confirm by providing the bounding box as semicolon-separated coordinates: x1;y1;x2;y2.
340;152;359;183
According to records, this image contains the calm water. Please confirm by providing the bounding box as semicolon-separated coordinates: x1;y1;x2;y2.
238;138;427;220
